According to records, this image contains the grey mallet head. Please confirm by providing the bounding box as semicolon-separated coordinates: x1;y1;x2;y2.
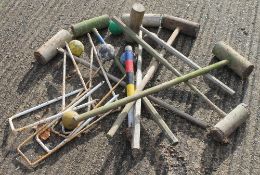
210;103;250;143
97;43;115;61
161;15;200;37
212;41;254;79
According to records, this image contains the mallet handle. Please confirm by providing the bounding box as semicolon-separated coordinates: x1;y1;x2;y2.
74;60;229;122
92;28;106;44
143;97;179;145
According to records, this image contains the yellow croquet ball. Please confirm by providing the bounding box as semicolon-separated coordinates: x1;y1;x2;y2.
62;110;79;130
68;40;84;56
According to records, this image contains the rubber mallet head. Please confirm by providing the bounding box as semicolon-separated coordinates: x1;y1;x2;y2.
210;103;250;143
71;15;110;38
161;15;200;37
34;29;73;64
212;41;254;79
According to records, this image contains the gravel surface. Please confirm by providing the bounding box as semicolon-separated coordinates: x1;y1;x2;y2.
0;0;259;174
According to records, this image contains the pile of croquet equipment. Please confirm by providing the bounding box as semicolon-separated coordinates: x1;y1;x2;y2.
9;3;254;167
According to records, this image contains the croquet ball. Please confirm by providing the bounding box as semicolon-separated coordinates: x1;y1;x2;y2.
62;110;79;130
97;44;115;60
68;40;84;57
108;20;123;35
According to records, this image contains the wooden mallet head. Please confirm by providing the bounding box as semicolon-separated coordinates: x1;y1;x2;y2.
34;29;73;64
212;41;254;79
161;15;200;37
210;103;250;143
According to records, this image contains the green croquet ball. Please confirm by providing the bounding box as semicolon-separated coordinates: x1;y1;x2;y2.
68;40;84;57
108;20;123;35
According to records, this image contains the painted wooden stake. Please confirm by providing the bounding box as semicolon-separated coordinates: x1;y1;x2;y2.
121;45;135;127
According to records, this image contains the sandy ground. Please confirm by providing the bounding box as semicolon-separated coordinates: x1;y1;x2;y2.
0;0;259;174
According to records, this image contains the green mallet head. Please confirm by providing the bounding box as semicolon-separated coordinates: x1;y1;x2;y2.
108;20;123;35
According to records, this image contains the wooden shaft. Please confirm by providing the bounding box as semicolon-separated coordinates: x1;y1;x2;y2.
87;47;94;111
137;26;227;116
62;52;66;110
141;29;179;88
74;60;228;122
65;43;88;91
167;27;180;43
107;101;135;138
148;96;209;129
132;31;143;149
142;97;179;145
